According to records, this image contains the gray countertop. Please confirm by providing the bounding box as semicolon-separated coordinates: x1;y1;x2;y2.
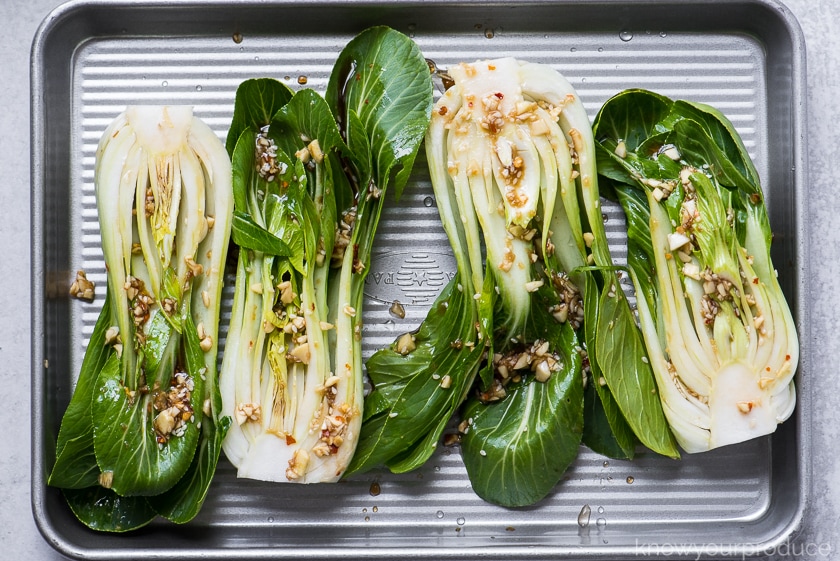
5;0;838;559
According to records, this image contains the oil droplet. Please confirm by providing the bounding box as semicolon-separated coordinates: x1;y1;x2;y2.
267;516;274;523
597;506;605;514
362;508;367;513
239;46;244;52
298;75;309;85
598;47;604;52
619;30;633;42
365;516;370;522
596;517;607;528
195;85;202;92
570;47;577;53
581;77;587;83
369;481;381;496
659;31;667;38
372;506;379;513
254;55;260;61
456;517;465;525
577;504;591;527
436;510;445;519
602;212;609;222
161;80;168;87
434;465;441;472
232;31;243;44
484;29;495;39
626;476;635;484
423;196;435;207
603;461;609;467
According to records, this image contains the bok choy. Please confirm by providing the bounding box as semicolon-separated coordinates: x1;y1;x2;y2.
350;59;676;507
593;89;798;452
219;27;433;483
49;106;234;530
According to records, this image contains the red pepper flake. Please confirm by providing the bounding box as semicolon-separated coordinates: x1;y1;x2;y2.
785;354;791;361
438;106;448;116
285;434;297;445
494;91;504;99
766;366;771;372
753;277;759;284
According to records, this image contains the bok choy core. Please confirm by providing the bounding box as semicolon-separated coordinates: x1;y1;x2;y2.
593;89;798;452
49;106;234;531
219;27;433;483
350;58;676;507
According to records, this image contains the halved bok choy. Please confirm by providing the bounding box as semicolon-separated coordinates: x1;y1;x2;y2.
219;27;433;483
49;106;234;530
593;89;798;452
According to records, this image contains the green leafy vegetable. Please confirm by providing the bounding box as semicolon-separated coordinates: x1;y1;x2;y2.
219;26;433;483
49;106;234;529
593;89;799;452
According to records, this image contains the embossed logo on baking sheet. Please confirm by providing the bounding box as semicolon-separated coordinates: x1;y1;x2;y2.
365;251;456;305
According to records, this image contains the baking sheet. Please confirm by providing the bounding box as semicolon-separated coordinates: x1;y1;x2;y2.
31;1;809;559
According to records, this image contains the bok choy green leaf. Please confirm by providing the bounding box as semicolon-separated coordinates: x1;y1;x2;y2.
49;106;234;530
593;89;798;452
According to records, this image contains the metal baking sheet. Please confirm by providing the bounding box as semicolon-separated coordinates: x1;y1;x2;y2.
31;0;809;559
